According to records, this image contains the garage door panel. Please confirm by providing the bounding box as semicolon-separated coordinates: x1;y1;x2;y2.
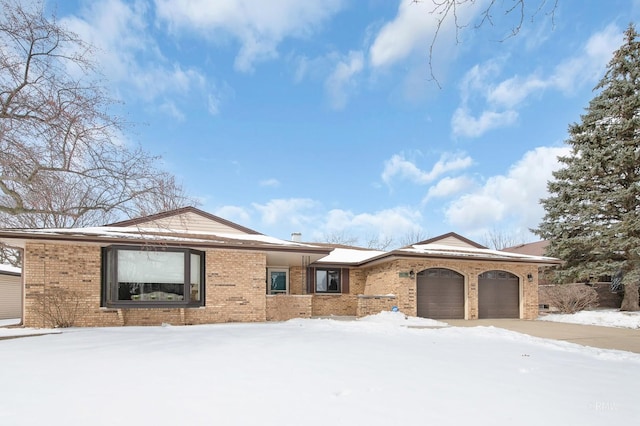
417;269;464;319
478;271;519;319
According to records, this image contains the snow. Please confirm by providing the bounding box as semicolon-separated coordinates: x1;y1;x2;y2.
0;226;323;248
357;310;448;327
539;309;640;329
401;242;559;263
315;247;386;264
1;313;638;425
0;318;22;327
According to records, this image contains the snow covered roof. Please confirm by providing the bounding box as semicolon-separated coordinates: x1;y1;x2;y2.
0;206;560;267
315;247;387;265
0;225;330;255
393;242;560;264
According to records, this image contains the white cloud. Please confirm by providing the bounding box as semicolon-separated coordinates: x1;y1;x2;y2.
252;198;319;227
325;51;364;110
321;207;423;241
550;24;622;94
158;101;186;122
451;108;518;138
423;176;476;203
154;0;345;72
444;146;570;237
369;0;486;69
259;178;281;188
453;25;623;138
487;75;547;109
207;94;221;116
214;205;252;225
60;0;216;115
382;152;473;185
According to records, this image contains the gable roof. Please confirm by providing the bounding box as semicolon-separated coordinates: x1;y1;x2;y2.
351;232;561;267
411;232;487;249
107;206;261;235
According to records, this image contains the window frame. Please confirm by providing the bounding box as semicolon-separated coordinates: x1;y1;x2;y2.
314;268;341;294
102;245;205;308
267;268;289;294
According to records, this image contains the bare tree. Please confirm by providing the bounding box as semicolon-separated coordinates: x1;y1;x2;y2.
422;0;558;84
365;234;394;251
397;229;429;248
0;1;193;234
320;231;360;247
482;228;526;250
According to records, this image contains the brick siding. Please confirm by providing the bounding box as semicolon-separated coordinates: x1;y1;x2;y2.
266;295;312;321
357;295;397;317
23;243;267;327
21;241;543;327
311;294;357;316
363;259;540;320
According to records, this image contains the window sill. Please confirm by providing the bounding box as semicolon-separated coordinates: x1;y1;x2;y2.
104;303;204;309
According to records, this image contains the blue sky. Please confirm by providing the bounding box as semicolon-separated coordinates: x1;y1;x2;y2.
49;0;639;246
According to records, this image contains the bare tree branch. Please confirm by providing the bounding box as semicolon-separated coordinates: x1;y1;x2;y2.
0;0;195;232
418;0;558;85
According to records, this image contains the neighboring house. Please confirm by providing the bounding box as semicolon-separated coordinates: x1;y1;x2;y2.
504;240;624;309
503;240;554;286
0;207;560;327
502;240;550;258
0;263;21;320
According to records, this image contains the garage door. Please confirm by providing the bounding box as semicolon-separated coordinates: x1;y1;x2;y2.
0;275;22;320
478;271;519;319
417;268;464;319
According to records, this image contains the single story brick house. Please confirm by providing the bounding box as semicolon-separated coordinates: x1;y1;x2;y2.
0;263;22;320
0;207;560;327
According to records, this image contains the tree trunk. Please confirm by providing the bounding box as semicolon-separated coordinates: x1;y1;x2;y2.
620;282;640;311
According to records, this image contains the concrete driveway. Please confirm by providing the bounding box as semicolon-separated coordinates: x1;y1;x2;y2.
444;319;640;354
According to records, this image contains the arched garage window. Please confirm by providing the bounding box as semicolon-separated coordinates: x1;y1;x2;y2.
102;246;205;307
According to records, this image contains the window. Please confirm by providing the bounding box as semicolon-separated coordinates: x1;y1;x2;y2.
316;269;340;293
102;246;205;307
267;268;289;294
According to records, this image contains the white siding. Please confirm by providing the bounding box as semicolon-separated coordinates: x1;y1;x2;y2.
432;236;478;248
134;212;249;234
0;273;21;319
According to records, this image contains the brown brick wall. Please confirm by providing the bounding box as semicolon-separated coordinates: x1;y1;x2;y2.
349;269;366;294
266;295;312;321
23;243;268;327
23;243;119;328
312;294;357;316
363;259;540;320
289;266;306;295
187;249;267;324
357;295;397;317
21;241;543;326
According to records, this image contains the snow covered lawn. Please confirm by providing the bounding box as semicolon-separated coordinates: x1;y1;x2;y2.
539;309;640;329
0;312;638;425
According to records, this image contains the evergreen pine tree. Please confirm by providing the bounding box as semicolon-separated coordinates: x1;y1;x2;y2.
535;24;640;311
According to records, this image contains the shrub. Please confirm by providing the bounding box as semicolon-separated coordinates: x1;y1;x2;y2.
32;287;88;328
542;284;599;314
